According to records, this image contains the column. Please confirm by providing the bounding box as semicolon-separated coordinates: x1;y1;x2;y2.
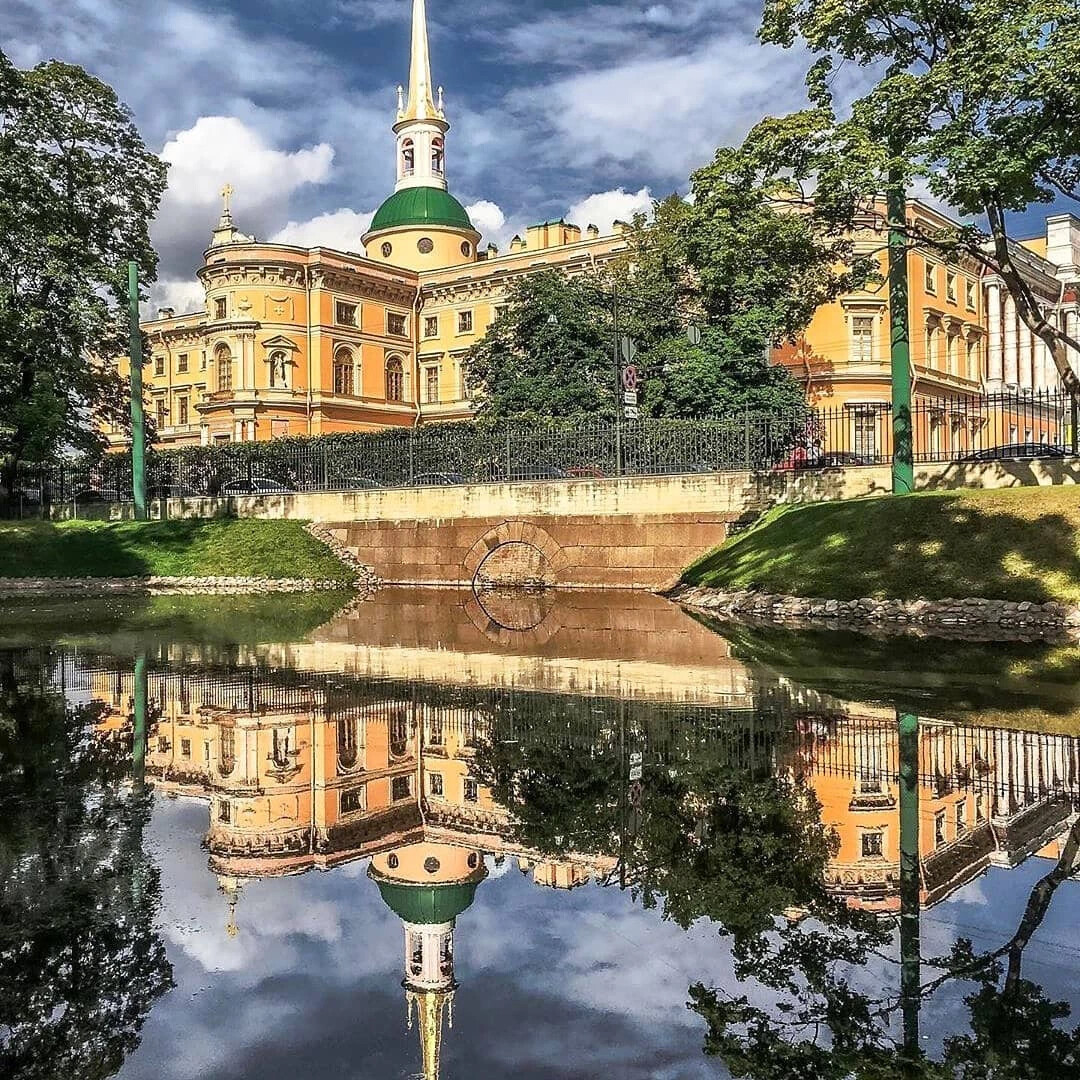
986;282;1003;389
1019;319;1033;389
1035;335;1051;391
1068;310;1080;383
1003;293;1018;387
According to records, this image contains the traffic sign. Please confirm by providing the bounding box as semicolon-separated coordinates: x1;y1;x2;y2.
629;764;643;782
622;365;639;392
623;390;638;405
624;405;640;420
687;324;703;346
620;336;638;364
630;751;643;766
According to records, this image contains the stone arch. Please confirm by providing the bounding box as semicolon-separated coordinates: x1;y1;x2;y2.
462;520;569;587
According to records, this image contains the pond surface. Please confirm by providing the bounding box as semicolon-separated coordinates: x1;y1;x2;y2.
1;589;1078;1079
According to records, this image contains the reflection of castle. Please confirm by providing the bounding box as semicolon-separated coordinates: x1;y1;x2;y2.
796;712;1079;910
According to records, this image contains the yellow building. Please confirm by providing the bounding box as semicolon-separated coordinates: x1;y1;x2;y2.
110;0;1080;453
109;0;628;450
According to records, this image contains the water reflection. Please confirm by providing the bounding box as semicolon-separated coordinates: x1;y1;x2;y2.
1;592;1079;1078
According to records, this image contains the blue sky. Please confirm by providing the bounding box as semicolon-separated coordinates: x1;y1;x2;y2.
2;0;1070;314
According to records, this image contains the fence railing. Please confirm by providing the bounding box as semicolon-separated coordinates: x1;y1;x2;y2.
5;389;1077;511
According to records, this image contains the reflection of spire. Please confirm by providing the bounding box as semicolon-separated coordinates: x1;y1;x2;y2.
407;988;453;1080
399;0;444;123
217;874;243;938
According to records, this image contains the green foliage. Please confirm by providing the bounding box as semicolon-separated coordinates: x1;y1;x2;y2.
0;650;173;1077
463;271;617;419
747;0;1080;386
683;486;1080;605
0;50;167;473
0;520;357;581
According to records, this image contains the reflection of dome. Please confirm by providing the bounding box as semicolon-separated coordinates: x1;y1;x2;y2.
373;879;482;925
369;187;473;233
369;842;487;924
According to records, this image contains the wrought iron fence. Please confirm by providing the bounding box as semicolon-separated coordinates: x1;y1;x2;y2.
7;389;1078;511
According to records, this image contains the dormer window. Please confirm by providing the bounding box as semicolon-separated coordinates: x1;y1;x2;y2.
432;137;444;175
402;138;415;176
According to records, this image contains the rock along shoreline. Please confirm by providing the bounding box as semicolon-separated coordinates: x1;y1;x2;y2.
670;584;1080;639
0;575;377;597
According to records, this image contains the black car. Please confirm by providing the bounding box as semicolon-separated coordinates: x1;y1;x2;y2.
338;475;385;490
412;471;468;486
506;465;569;481
220;477;295;496
959;443;1068;462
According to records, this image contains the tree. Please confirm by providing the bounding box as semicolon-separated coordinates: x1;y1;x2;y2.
611;159;864;419
0;51;167;489
463;271;616;419
0;649;173;1078
746;0;1080;388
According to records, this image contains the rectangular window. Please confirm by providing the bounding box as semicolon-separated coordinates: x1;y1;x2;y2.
925;262;937;294
387;312;408;337
853;410;878;459
392;774;411;802
154;355;165;377
429;772;444;797
204;741;211;763
852;316;873;362
341;788;364;814
424;315;439;338
946;333;958;375
956;802;968;837
463;777;479;803
177;397;189;426
966;339;979;380
976;793;986;822
334;360;354;396
214;298;227;320
177;353;189;373
925;325;938;367
180;738;191;758
457;310;474;334
965;280;977;310
218;358;232;392
935;811;947;848
424;366;440;404
336;301;358;327
861;831;884;858
218;801;231;823
946;271;957;303
156;400;167;429
200;351;207;371
157;737;168;753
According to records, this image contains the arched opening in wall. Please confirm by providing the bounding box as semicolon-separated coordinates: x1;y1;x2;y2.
219;727;236;777
385;356;405;402
473;542;558;632
268;350;289;389
389;708;409;759
402;138;415;176
431;137;444;175
214;344;233;392
334;347;355;396
337;716;360;771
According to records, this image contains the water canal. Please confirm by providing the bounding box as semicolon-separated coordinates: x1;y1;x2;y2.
1;588;1078;1078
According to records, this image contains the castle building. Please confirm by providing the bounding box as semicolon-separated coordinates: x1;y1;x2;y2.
109;0;1080;453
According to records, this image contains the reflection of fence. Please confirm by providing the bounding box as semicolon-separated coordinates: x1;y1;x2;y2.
59;657;1080;807
9;389;1077;511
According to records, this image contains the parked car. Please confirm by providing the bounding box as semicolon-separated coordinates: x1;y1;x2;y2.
636;462;713;476
506;464;568;481
148;483;198;500
959;443;1068;462
566;465;607;479
773;448;873;471
220;477;294;496
412;471;468;486
339;475;385;490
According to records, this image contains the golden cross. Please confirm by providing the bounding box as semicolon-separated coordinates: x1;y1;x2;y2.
220;183;234;214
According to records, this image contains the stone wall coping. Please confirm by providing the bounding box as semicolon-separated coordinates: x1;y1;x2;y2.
670;584;1080;639
0;576;367;597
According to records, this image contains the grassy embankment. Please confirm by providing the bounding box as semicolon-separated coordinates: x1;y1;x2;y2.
0;519;355;581
684;486;1080;604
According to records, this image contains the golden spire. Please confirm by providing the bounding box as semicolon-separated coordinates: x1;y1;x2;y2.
407;988;453;1080
398;0;444;123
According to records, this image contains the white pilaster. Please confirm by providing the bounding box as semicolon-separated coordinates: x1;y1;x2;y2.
986;282;1003;389
1018;319;1033;389
1003;293;1018;387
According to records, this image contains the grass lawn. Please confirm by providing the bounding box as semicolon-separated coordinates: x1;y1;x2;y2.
684;485;1080;604
0;519;356;581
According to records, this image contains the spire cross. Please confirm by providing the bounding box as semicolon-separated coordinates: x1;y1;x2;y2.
220;183;234;216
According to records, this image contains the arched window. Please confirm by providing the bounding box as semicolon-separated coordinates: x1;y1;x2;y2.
385;356;405;402
431;137;444;175
268;350;289;389
337;717;359;770
334;347;355;396
219;728;236;777
215;344;233;392
272;728;294;769
402;138;415;176
389;708;408;759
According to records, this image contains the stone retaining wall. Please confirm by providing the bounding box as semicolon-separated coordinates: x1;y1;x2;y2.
672;584;1080;634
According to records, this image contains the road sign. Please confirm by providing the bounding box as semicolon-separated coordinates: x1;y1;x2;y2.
687;324;703;346
629;764;643;782
630;751;643;766
620;336;638;364
622;365;639;392
624;405;640;420
623;390;638;405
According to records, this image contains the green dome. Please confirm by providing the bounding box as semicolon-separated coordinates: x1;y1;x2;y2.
373;878;481;925
369;187;474;233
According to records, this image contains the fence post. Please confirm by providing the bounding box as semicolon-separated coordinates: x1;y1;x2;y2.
743;412;751;470
408;428;415;483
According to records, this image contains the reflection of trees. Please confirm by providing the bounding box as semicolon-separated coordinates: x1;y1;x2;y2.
0;650;173;1079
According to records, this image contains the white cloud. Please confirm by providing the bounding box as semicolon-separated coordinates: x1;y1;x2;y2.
567;187;654;232
466;199;523;251
272;208;376;253
147;279;205;319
